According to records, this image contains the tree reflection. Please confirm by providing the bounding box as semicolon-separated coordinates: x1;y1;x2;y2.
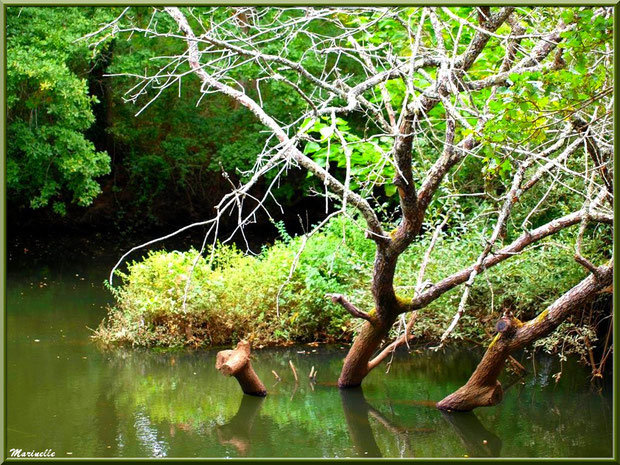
340;387;413;458
441;410;502;457
216;395;265;456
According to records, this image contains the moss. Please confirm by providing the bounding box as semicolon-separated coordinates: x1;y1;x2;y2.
530;309;549;325
395;294;412;313
487;333;501;349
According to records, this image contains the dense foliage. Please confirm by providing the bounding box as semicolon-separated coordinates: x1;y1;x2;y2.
96;214;608;362
9;7;612;374
7;7;113;214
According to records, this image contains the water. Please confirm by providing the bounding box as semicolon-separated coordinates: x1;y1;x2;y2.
6;258;613;458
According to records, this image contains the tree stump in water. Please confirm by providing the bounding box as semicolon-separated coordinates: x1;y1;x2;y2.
215;340;267;397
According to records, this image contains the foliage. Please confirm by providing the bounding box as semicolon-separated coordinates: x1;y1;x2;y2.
10;7;612;376
96;214;606;350
6;7;114;213
97;219;369;347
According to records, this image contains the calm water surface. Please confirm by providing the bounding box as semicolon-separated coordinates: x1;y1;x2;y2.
7;257;613;458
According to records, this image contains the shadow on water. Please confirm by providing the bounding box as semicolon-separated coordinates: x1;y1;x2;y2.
440;411;502;457
216;395;265;456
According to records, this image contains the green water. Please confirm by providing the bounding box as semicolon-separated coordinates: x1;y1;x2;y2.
6;261;613;459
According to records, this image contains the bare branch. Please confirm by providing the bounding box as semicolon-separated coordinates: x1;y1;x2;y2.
410;208;605;313
327;294;376;323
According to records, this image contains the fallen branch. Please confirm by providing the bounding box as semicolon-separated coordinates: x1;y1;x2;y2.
437;263;612;411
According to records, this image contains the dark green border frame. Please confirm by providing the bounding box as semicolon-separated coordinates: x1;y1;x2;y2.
0;2;616;464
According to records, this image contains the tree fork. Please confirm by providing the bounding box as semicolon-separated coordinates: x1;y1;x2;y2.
215;340;267;396
338;315;397;388
437;265;612;411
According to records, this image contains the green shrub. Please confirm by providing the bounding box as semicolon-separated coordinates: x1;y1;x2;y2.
96;214;609;351
96;218;373;347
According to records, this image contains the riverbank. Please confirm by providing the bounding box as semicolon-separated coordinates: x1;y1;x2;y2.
92;215;609;364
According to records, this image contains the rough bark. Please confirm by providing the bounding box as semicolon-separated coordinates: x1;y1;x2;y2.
215;340;267;397
437;265;612;411
338;317;396;387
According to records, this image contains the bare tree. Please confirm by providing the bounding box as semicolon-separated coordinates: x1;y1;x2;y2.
92;6;613;407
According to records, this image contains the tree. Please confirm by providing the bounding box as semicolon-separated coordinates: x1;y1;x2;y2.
95;6;613;409
7;7;114;214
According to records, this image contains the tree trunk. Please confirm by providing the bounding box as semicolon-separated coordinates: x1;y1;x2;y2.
215;340;267;396
437;266;612;411
338;315;397;387
339;248;405;387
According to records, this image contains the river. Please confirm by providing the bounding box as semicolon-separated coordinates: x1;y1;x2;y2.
6;242;613;458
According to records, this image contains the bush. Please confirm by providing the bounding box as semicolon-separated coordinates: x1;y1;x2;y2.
96;216;373;347
96;215;606;351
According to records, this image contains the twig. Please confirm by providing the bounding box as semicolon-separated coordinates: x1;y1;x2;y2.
289;360;298;382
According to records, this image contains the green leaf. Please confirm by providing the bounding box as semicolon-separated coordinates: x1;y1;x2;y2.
304;141;321;154
384;184;397;197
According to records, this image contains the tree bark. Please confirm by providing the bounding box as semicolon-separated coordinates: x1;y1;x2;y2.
437;265;612;411
338;316;396;387
215;340;267;396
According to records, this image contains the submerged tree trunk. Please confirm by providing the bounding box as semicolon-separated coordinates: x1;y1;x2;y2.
437;265;612;411
216;340;267;396
338;317;396;387
338;250;411;387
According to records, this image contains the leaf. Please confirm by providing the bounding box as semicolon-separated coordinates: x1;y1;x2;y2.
303;141;321;154
384;184;397;197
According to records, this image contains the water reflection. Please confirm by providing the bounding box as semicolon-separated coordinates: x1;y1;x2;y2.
340;387;414;458
216;395;265;456
441;411;501;457
6;271;613;458
340;387;382;457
